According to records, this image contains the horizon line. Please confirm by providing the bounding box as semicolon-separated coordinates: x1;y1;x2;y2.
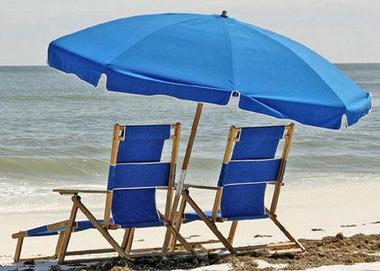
1;62;379;67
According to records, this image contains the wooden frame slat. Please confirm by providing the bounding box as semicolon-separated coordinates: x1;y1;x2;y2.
72;196;128;258
58;195;79;264
174;123;305;255
162;123;181;253
227;221;238;245
54;231;65;257
14;236;24;263
47;220;68;231
168;192;187;251
13;122;187;264
182;190;235;254
211;189;222;221
53;189;109;195
183;184;221;190
270;123;295;214
103;191;113;227
165;123;181;220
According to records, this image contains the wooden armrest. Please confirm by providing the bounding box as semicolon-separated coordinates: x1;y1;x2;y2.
183;184;221;191
53;189;109;195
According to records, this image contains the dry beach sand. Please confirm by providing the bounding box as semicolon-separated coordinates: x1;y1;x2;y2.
50;233;380;270
0;180;379;270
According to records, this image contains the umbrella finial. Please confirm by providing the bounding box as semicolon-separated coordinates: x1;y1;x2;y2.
221;10;228;18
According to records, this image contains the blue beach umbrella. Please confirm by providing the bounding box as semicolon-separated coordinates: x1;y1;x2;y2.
48;12;371;130
47;12;371;181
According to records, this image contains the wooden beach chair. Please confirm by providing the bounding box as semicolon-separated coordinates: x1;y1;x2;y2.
170;123;305;254
12;123;193;263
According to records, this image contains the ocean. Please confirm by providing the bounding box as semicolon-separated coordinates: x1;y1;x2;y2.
0;64;379;215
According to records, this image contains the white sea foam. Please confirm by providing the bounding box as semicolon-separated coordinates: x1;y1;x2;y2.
0;65;379;214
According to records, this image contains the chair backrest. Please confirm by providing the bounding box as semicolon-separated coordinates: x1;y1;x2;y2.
218;124;294;220
107;123;180;228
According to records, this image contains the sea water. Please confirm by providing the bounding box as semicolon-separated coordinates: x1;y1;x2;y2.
0;64;379;214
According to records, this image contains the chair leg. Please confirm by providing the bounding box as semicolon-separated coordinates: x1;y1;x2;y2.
121;228;135;253
182;190;236;254
121;228;132;251
73;196;128;258
58;196;79;264
54;231;65;258
166;224;195;254
269;214;305;251
227;221;238;245
162;224;173;254
169;195;187;251
14;235;24;263
125;228;135;253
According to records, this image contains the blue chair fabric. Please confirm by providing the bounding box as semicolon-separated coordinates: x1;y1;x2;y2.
185;125;286;222
109;124;171;228
25;124;173;236
25;219;115;237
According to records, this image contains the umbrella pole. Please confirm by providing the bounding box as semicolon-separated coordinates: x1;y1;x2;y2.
176;102;203;194
164;103;203;252
182;103;203;171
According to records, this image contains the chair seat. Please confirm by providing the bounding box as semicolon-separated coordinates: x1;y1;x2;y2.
26;219;115;237
184;210;268;223
25;217;166;237
184;211;223;222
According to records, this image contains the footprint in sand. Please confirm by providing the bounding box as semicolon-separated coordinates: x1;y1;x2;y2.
311;228;324;231
185;234;201;239
254;234;272;238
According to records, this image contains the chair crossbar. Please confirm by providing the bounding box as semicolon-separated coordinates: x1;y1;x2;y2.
173;123;305;254
13;123;193;264
112;186;168;191
223;181;276;187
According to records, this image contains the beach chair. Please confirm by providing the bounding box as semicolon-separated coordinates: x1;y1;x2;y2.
171;123;305;254
12;123;193;263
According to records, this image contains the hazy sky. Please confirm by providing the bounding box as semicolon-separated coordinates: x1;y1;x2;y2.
1;0;379;65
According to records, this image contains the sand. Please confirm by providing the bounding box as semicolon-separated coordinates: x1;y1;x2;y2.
0;181;379;270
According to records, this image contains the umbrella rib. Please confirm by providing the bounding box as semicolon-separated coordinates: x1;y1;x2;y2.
240;96;285;118
222;18;235;90
106;67;230;93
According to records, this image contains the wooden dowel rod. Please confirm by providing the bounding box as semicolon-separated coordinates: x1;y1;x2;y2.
14;237;24;262
65;248;115;256
74;197;128;258
182;190;235;254
181;103;203;171
270;123;295;214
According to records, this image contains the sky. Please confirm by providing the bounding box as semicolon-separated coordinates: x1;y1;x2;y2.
1;0;379;65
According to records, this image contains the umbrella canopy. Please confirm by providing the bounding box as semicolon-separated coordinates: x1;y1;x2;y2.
48;12;371;130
